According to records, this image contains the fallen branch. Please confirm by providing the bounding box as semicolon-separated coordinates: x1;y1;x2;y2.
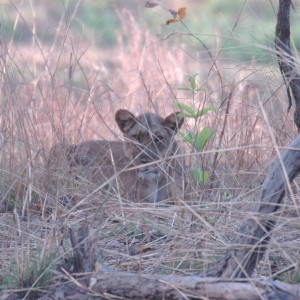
38;271;300;300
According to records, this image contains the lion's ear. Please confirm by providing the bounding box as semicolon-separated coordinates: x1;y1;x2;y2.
162;112;184;133
115;109;137;133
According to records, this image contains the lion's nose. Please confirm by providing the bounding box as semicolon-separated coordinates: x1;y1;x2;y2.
140;157;149;164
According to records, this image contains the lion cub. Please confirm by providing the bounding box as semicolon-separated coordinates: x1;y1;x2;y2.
49;109;185;203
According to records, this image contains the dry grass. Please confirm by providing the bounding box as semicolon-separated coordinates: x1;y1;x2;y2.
0;1;300;298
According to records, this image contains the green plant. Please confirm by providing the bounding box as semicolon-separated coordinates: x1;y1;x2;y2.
291;271;300;284
16;254;53;286
0;236;58;298
176;73;217;186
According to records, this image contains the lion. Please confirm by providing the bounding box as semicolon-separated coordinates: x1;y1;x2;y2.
48;109;185;203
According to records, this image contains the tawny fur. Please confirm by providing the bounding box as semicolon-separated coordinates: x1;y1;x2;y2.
48;109;185;203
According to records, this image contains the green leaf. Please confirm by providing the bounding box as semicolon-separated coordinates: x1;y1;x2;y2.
177;87;193;91
177;87;205;94
175;101;196;118
188;73;198;91
179;131;194;145
195;127;215;150
177;112;194;119
193;169;209;186
189;77;196;91
196;106;218;117
194;88;206;92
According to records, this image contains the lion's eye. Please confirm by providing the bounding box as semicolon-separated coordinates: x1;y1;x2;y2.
155;134;164;143
132;134;140;142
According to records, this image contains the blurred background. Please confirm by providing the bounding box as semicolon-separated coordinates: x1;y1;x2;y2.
3;0;300;61
1;0;298;141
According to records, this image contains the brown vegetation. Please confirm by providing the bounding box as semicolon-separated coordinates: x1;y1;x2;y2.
0;1;300;299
